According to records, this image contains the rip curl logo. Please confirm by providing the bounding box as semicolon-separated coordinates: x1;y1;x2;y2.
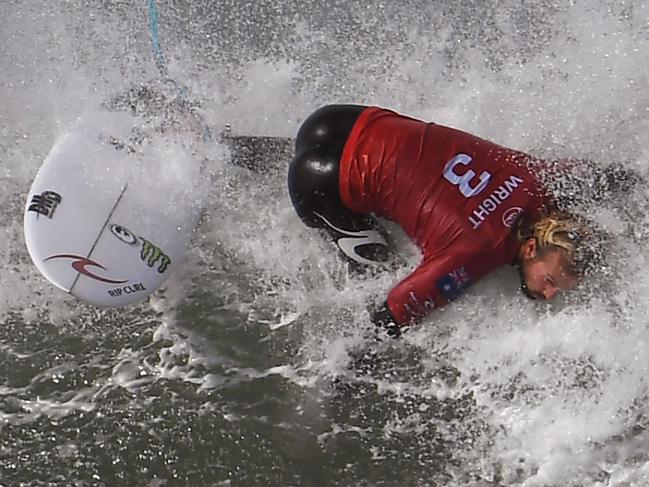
502;207;523;228
108;282;147;297
140;238;171;273
314;212;388;266
44;254;128;284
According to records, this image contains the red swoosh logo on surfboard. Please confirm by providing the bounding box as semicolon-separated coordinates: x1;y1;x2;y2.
44;254;128;284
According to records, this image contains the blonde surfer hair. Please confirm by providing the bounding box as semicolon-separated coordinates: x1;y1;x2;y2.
517;209;604;277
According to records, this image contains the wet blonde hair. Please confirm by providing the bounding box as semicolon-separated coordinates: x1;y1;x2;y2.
517;209;604;277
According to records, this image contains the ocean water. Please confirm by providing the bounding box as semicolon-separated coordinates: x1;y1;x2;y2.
1;0;649;485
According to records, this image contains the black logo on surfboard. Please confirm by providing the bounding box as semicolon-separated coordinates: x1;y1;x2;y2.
108;282;147;297
28;191;62;219
109;224;139;246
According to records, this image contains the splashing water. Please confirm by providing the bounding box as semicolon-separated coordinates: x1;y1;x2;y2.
1;0;648;485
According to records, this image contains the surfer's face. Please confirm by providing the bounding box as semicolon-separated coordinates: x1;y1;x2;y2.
518;239;578;301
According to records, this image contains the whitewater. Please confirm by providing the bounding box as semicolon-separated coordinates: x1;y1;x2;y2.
1;1;648;485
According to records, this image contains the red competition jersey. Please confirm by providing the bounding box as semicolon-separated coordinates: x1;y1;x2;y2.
339;107;551;324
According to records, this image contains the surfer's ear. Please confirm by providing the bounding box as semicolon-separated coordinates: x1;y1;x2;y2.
520;238;537;261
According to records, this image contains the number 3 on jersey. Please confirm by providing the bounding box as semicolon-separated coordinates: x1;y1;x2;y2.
443;154;491;198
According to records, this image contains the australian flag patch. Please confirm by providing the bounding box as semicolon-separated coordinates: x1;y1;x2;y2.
436;266;471;301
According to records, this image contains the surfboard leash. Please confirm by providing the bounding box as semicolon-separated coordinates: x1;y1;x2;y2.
146;0;167;75
146;0;188;98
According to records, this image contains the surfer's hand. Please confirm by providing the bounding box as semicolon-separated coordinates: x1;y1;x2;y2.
370;301;403;338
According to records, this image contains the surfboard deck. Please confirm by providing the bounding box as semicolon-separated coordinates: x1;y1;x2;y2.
24;110;294;308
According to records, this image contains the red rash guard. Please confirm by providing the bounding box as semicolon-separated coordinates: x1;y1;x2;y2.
339;107;551;325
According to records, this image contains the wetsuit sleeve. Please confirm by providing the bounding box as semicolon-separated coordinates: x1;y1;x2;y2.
386;254;478;325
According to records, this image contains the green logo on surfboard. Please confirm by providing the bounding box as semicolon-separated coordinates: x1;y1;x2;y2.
140;238;171;273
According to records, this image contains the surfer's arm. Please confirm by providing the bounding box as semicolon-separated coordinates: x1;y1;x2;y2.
372;255;475;335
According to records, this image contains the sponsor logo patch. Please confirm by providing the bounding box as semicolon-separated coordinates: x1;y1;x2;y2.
28;191;62;219
436;266;471;301
502;207;523;228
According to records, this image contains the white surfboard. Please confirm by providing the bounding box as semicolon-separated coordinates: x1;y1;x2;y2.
24;110;204;307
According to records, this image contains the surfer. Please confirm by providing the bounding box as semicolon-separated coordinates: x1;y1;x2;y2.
288;105;633;336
